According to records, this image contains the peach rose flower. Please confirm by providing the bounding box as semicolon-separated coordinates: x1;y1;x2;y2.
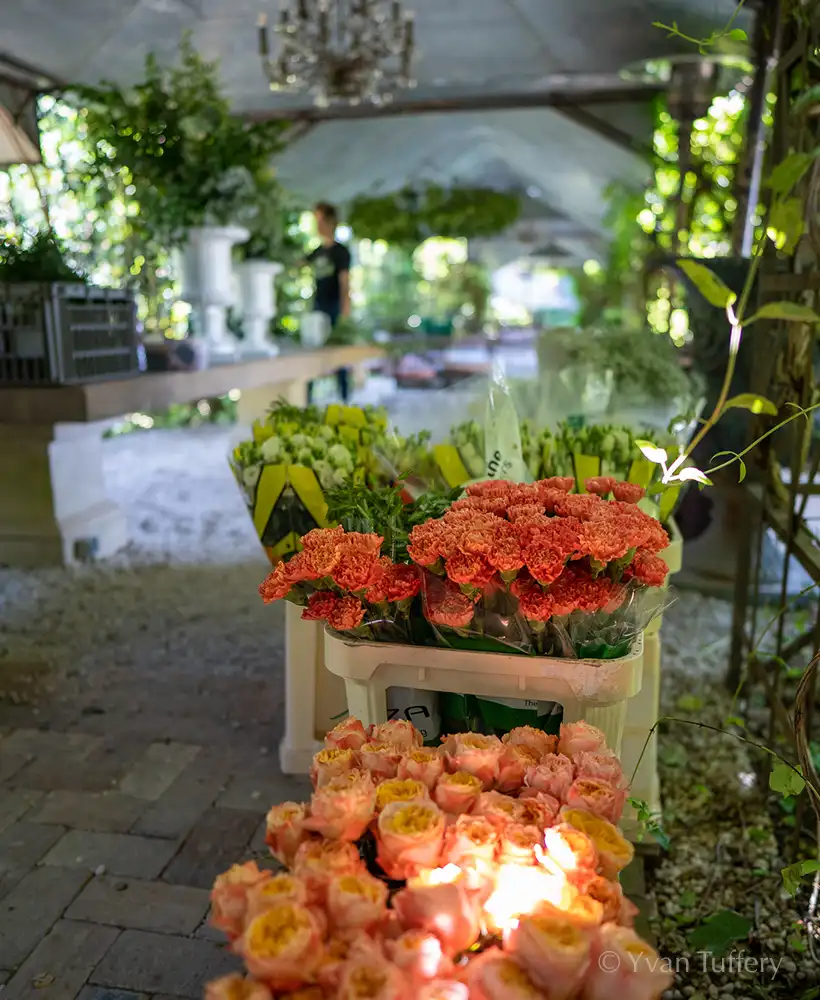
498;823;542;866
304;769;376;841
541;824;598;878
376;800;445;880
571;750;626;790
375;778;430;814
559;808;634;879
327;871;389;931
210;861;272;938
576;874;636;926
565;778;626;825
371;720;423;751
514;792;560;831
433;771;483;815
392;878;481;957
265;802;311;867
535;893;603;932
585;924;673;1000
523;755;574;801
360;742;405;780
507;913;591;1000
238;902;323;991
472;790;524;829
467;952;547;1000
416;981;469;1000
316;930;383;992
442;733;504;789
398;748;445;790
502;726;557;758
293;838;365;903
386;930;453;981
311;747;359;789
442;814;498;871
496;744;541;794
557;721;607;757
204;974;273;1000
336;957;411;1000
245;873;308;922
326;717;370;752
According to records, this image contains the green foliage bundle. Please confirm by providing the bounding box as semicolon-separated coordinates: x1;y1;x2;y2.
75;36;289;246
549;326;699;402
0;232;83;283
348;183;521;246
238;172;305;265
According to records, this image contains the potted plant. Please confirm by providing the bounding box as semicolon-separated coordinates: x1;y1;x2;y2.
77;36;288;359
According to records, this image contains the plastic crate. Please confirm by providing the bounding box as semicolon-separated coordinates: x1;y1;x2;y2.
0;282;139;385
324;632;644;756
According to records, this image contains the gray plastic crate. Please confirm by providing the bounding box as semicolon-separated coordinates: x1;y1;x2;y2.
0;282;139;385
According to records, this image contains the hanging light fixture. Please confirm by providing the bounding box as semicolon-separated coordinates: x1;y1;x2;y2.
258;0;416;107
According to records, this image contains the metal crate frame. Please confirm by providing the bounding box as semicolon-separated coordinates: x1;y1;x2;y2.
0;282;139;385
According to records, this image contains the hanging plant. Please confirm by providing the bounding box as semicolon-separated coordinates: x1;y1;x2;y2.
347;182;521;246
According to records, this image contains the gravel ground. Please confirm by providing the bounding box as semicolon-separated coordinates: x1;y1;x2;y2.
0;424;812;996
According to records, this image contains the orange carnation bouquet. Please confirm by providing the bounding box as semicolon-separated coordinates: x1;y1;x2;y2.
259;477;670;659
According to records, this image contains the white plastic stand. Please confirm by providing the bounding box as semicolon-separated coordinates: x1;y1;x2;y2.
621;517;682;838
236;260;283;358
180;225;249;360
279;603;349;774
324;632;644;756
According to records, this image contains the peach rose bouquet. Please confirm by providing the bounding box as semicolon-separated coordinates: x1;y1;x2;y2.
207;717;668;1000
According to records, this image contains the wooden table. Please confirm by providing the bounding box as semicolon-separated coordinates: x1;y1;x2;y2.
0;344;382;568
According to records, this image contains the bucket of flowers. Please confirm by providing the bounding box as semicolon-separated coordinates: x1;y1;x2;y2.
206;716;671;1000
230;399;439;565
259;476;671;748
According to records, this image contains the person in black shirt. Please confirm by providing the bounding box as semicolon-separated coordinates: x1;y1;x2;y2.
306;202;351;327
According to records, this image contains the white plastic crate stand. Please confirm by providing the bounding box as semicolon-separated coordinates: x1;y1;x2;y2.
621;517;682;840
324;632;644;757
279;603;349;774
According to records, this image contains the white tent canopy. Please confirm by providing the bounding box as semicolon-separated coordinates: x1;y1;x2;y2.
1;0;749;257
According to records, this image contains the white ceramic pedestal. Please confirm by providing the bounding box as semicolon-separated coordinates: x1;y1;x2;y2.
180;226;249;361
236;260;283;358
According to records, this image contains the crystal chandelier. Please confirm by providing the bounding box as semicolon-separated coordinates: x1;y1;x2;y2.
258;0;416;107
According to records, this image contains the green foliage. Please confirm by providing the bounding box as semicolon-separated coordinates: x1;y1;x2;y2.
75;35;288;245
769;761;806;797
348;183;521;247
782;859;820;896
747;301;820;324
676;259;736;309
549;326;698;402
720;393;778;417
627;797;670;849
238;173;304;265
688;910;753;956
0;232;82;282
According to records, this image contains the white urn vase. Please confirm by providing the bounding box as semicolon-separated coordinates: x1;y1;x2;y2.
235;259;284;357
180;225;249;360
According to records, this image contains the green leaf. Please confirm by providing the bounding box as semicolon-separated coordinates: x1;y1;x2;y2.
726;27;747;41
677;259;737;309
724;715;745;728
782;859;820;896
767;151;818;195
679;889;697;909
748;301;820;324
769;761;805;797
678;467;713;485
677;693;704;712
768;197;804;255
720;393;778;417
688;910;753;956
634;439;667;465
